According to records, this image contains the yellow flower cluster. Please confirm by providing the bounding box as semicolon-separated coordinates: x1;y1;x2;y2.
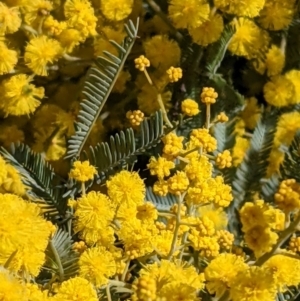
166;66;183;83
126;110;145;127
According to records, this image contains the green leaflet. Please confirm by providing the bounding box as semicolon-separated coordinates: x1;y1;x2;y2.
65;19;139;160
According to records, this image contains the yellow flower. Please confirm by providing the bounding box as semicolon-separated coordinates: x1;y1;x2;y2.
213;176;233;207
181;99;200;116
2;164;27;196
79;246;116;287
289;235;300;253
69;160;97;182
134;55;150;71
189;14;224;46
264;254;300;292
186;178;216;206
153;180;169;196
64;0;97;38
166;67;182;83
205;253;248;298
168;0;210;29
0;193;52;276
275;179;300;213
162;132;184;159
160;283;198;301
152;230;179;257
285;69;300;105
58;28;84;53
230;266;277;301
265;45;285;76
126;110;144;127
24;35;63;76
107;170;145;207
216;229;234;250
259;0;295;31
217;112;229;122
189;128;217;153
214;0;265;17
201;87;218;104
167;171;189;195
144;35;181;71
74;191;115;245
118;217;157;259
239;200;268;232
21;0;53;26
0;268;28;301
0;41;18;75
274;112;300;147
244;226;278;258
43;15;67;37
136;202;158;222
147;156;175;180
215;150;232;169
229;18;270;59
0;3;21;35
188;235;220;257
263;75;295;107
100;0;133;21
0;74;44;117
132;274;157;301
184;154;212;181
54;277;97;301
198;204;228;230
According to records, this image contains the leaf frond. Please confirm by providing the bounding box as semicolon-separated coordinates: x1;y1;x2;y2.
0;143;66;219
44;229;79;281
65;19;139;160
205;24;235;77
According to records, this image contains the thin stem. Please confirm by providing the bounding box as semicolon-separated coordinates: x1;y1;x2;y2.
206;104;211;129
255;213;300;266
177;155;190;164
144;0;184;42
21;24;38;35
121;260;130;282
167;194;183;259
143;69;153;85
106;284;112;301
157;212;176;218
157;93;173;128
143;69;173;128
63;53;82;61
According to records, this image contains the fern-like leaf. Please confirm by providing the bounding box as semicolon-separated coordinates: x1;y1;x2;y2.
44;229;79;281
228;111;278;239
205;24;235;77
232;112;278;206
84;110;164;184
65;19;139;160
260;174;280;203
0;143;66;218
280;131;300;182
